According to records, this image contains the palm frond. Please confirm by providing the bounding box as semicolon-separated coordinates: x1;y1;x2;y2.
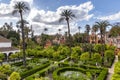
59;17;65;23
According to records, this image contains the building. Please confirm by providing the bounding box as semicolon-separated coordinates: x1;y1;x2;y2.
0;36;20;60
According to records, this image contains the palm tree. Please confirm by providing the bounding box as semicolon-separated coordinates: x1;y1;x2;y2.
78;26;81;33
13;2;29;66
85;24;91;43
59;10;75;58
59;10;75;45
95;21;109;44
58;29;61;34
43;28;48;34
92;25;98;35
92;25;98;43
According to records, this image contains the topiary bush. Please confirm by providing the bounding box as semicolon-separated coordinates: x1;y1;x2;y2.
9;72;21;80
80;52;90;64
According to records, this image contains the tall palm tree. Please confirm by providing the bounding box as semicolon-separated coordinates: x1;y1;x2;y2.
59;10;75;45
13;2;29;66
58;29;61;34
43;28;48;34
95;21;109;44
92;25;98;43
59;10;75;58
92;25;98;35
85;24;91;43
78;26;81;34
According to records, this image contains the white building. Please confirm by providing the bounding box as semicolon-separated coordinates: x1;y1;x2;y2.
0;36;20;60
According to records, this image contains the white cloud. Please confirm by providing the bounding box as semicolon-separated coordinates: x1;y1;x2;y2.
96;12;120;21
0;1;94;35
27;1;94;35
0;0;33;19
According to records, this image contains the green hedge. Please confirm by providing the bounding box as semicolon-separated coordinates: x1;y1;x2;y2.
96;68;108;80
52;67;86;80
20;62;50;79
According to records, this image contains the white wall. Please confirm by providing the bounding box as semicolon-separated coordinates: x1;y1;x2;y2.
0;42;11;47
2;50;20;56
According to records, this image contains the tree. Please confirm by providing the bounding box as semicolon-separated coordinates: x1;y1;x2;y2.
92;25;98;35
13;2;30;66
9;72;21;80
43;28;48;34
59;10;75;54
85;24;91;43
109;23;120;38
80;52;90;64
94;21;109;44
7;31;20;46
78;26;81;33
58;29;61;34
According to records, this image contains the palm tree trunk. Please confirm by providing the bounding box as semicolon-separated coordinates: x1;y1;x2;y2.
66;19;72;56
20;12;26;67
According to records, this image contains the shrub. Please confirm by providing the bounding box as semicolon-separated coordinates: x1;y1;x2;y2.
9;72;21;80
104;50;114;62
96;68;108;80
80;52;90;63
92;53;101;63
20;62;50;79
94;44;105;53
111;62;120;80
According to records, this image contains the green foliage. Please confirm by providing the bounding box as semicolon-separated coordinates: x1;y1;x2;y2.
112;62;120;80
104;50;114;62
106;44;116;50
112;73;120;80
96;68;108;80
0;73;7;80
0;64;12;75
9;53;18;60
7;31;20;46
58;45;70;56
80;52;90;63
20;62;50;79
92;53;101;63
0;53;5;60
114;62;120;74
9;72;21;80
94;44;103;53
118;52;120;61
71;46;82;61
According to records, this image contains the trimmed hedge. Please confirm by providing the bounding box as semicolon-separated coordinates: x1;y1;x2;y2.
54;63;108;80
25;65;52;80
96;68;108;80
20;62;50;79
52;67;86;80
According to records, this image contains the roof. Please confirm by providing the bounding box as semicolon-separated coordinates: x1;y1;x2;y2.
0;36;11;42
0;47;19;52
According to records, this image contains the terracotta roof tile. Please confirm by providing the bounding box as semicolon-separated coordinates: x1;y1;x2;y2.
0;47;19;52
0;36;11;42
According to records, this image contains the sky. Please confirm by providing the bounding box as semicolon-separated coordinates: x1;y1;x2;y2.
0;0;120;35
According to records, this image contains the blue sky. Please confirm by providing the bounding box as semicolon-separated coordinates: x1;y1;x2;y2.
0;0;120;35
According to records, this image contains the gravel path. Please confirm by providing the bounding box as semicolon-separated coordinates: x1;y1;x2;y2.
106;55;118;80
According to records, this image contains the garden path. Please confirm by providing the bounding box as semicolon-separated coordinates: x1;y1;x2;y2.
106;55;118;80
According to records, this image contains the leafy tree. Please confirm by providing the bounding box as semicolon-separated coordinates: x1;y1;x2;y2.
71;46;82;61
0;64;12;75
9;72;21;80
109;23;120;37
104;50;114;62
13;2;30;66
92;53;101;65
80;52;90;63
